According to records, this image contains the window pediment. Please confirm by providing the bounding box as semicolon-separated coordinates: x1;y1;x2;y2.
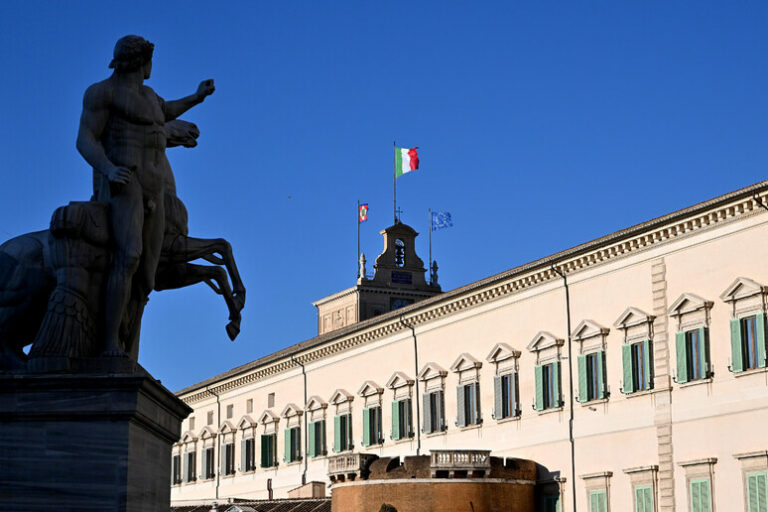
357;380;384;397
527;331;564;352
386;371;414;389
720;277;768;303
181;431;197;444
614;307;655;330
329;388;354;405
306;395;328;411
219;421;235;435
486;343;521;363
668;293;713;318
236;415;256;430
450;352;482;373
571;320;609;341
199;425;216;440
281;403;303;418
258;410;279;425
417;362;448;381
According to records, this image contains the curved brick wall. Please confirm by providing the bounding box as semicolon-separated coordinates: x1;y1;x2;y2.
331;479;535;512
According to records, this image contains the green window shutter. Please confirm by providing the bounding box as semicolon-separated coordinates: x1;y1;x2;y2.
391;400;400;441
333;415;341;452
406;398;412;436
597;350;606;398
308;422;316;457
260;435;269;467
758;313;767;369
362;407;371;446
577;354;588;402
493;375;503;418
346;413;353;448
240;439;246;472
553;361;561;406
474;381;481;421
510;373;518;416
643;339;653;389
690;479;711;512
699;327;710;377
284;428;292;463
535;365;544;411
748;472;768;512
437;390;445;430
622;344;634;393
635;485;653;512
731;318;744;372
422;393;432;433
457;385;466;427
321;419;327;454
589;490;606;512
675;332;688;383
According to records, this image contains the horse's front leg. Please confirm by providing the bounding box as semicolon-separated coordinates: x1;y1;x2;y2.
155;262;241;340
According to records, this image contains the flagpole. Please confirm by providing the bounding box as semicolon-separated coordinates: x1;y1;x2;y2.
428;208;432;285
393;141;397;224
357;200;360;279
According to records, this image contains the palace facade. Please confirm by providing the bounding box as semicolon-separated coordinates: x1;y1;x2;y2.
171;180;768;512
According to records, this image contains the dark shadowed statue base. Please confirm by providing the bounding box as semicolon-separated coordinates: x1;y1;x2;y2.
0;369;191;512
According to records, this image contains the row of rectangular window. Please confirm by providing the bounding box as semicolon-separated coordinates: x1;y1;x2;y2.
585;473;767;512
182;314;767;443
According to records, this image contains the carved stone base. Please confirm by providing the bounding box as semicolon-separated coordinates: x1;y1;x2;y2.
0;371;191;512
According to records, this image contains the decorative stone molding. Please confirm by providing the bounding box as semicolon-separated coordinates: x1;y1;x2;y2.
199;425;216;448
258;410;279;434
450;353;482;384
218;420;236;443
486;343;520;375
386;371;414;401
357;380;384;408
181;184;768;404
668;293;714;332
236;415;257;439
572;319;610;354
330;389;354;415
614;307;655;343
527;331;564;364
306;395;328;423
623;465;658;512
418;362;448;392
281;403;303;428
720;277;768;318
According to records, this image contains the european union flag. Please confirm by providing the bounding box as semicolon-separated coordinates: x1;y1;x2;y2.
431;211;453;231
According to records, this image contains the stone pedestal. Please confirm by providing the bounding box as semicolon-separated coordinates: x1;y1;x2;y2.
0;371;192;512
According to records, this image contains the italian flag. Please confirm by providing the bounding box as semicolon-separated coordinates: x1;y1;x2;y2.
395;147;419;178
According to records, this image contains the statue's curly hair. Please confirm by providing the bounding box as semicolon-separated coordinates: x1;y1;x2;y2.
109;35;154;72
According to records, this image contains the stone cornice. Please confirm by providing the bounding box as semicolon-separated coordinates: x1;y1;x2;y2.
179;181;768;404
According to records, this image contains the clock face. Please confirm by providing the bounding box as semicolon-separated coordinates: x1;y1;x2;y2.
391;298;413;311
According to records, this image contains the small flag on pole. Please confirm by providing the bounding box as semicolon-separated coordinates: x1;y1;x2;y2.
431;211;453;231
359;203;369;223
395;147;419;178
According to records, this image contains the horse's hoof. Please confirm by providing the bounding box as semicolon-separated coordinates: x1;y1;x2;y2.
226;322;240;341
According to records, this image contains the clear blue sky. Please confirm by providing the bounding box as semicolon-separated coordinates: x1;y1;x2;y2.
1;2;766;392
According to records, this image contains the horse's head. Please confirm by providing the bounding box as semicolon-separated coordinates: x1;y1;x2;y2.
165;119;200;148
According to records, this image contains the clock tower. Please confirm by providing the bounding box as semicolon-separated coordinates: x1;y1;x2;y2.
313;221;442;335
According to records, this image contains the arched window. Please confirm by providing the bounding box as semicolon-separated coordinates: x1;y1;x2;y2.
394;238;405;267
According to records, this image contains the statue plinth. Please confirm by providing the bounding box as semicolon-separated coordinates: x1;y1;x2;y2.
0;370;191;511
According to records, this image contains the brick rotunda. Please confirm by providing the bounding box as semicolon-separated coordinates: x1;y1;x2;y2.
328;450;537;512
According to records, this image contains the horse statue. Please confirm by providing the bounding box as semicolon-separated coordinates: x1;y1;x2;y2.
0;120;245;370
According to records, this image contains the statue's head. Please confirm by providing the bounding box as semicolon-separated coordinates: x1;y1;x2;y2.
109;35;154;75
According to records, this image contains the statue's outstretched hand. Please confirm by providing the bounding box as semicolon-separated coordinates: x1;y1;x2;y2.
197;79;215;100
106;165;133;185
